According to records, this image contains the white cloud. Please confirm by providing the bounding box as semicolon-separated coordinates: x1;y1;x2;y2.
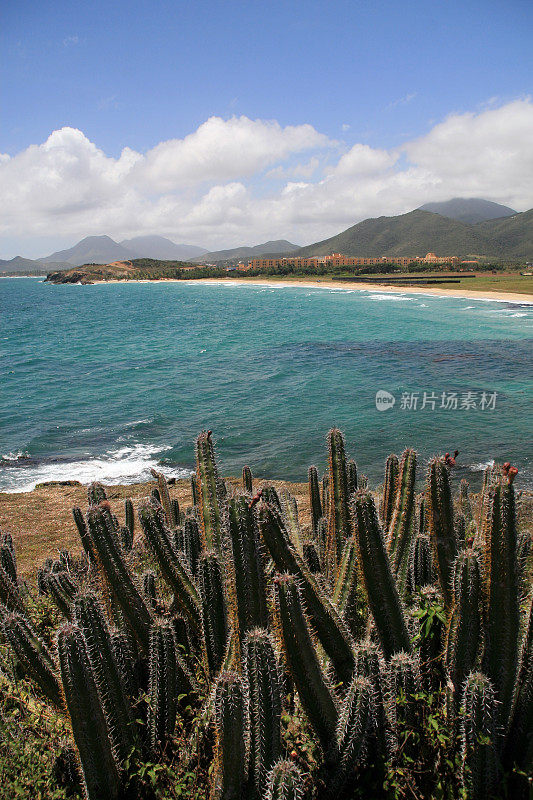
1;100;532;257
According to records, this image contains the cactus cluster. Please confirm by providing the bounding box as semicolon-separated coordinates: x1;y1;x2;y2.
0;428;531;800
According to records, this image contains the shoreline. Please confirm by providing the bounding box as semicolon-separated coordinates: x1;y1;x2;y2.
87;276;533;303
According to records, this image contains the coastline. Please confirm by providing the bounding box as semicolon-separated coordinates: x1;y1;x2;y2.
89;276;533;303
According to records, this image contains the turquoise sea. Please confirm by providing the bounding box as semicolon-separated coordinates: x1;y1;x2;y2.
1;277;532;492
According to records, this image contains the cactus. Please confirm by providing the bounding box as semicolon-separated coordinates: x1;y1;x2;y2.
118;525;133;551
262;485;281;510
346;459;358;495
387;651;422;757
47;572;75;619
280;491;303;554
315;517;328;567
199;550;228;676
322;472;329;516
228;497;269;639
326;428;351;580
86;506;152;649
148;619;179;755
150;467;173;524
381;454;399;530
308;465;322;536
459;479;474;525
353;640;388;756
87;481;107;506
243;465;253;494
182;513;202;576
142;570;158;609
387;449;417;594
170;498;181;528
245;628;282;798
411;534;433;589
482;481;520;730
303;541;321;574
138;499;201;633
74;591;136;762
212;671;247;800
196;431;225;552
190;472;199;505
326;675;372;799
0;539;17;586
333;538;361;637
455;514;466;550
125;498;135;539
460;672;499;800
73;506;96;562
110;629;140;701
505;595;533;773
426;457;458;609
0;563;24;613
265;759;303;800
352;491;411;659
57;624;121;800
1;609;62;706
258;502;355;686
445;549;482;709
273;574;338;752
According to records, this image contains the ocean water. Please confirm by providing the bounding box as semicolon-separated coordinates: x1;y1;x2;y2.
1;277;532;492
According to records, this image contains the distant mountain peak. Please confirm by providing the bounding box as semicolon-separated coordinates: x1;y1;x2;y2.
418;198;516;225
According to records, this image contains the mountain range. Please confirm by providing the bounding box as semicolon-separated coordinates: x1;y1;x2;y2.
2;198;531;274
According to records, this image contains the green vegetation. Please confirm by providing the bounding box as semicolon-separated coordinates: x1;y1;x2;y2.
0;432;531;799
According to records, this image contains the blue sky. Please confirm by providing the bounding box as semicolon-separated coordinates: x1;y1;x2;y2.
1;0;532;256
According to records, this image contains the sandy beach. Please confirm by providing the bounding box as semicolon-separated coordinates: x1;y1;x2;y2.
92;276;533;303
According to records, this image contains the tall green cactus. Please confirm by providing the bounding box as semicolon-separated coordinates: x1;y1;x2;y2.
198;550;228;677
57;624;121;800
326;675;372;799
445;549;482;710
482;480;520;731
381;453;399;531
0;562;24;613
459;479;474;526
245;628;282;798
86;506;152;649
411;534;433;589
182;513;202;576
388;448;417;595
326;428;351;580
346;459;358;496
257;502;355;686
354;640;388;756
190;473;199;506
426;457;458;609
138;499;201;633
265;760;303;800
110;629;140;702
333;538;363;637
273;574;338;752
0;539;17;586
212;671;247;800
124;498;135;539
150;468;173;524
74;591;136;763
505;595;533;774
87;481;107;506
303;541;321;574
1;609;62;707
196;431;225;552
47;572;75;619
308;465;322;536
387;651;422;758
351;491;411;659
460;672;499;800
243;465;253;494
228;497;269;639
148;619;179;756
73;506;96;562
280;491;303;554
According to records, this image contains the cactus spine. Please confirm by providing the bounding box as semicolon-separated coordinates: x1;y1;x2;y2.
212;671;247;800
148;619;179;755
245;628;282;798
381;453;399;531
199;551;228;676
352;491;411;659
387;448;417;594
483;481;520;730
273;574;338;752
228;498;269;639
242;465;253;494
57;624;121;800
308;465;322;536
326;428;351;580
1;610;62;706
265;759;303;800
426;457;458;609
460;672;499;800
196;431;225;552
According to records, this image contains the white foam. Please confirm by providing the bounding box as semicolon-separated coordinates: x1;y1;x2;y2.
468;460;495;472
366;293;410;301
0;443;192;493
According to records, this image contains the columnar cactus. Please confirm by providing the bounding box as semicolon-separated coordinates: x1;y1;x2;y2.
411;534;433;589
124;498;135;539
353;640;388;756
150;468;173;524
190;473;199;506
381;453;399;531
387;652;422;758
244;628;282;798
57;624;121;800
182;513;202;576
308;465;322;536
460;672;499;800
426;457;458;609
0;537;17;586
0;562;25;612
74;591;136;762
387;448;417;594
142;570;158;609
333;538;359;633
138;499;201;633
87;481;107;506
351;491;411;659
1;609;62;707
326;428;351;580
148;619;179;756
196;431;225;552
445;549;482;710
242;465;253;494
199;550;228;676
273;574;338;752
72;506;96;561
346;459;358;496
265;759;303;800
228;498;269;639
326;675;372;799
86;506;153;649
212;671;247;800
303;541;321;574
505;595;533;774
110;629;140;702
459;479;473;526
483;480;520;730
257;502;355;686
280;491;302;554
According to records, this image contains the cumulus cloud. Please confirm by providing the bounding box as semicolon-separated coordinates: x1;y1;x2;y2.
1;101;532;256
